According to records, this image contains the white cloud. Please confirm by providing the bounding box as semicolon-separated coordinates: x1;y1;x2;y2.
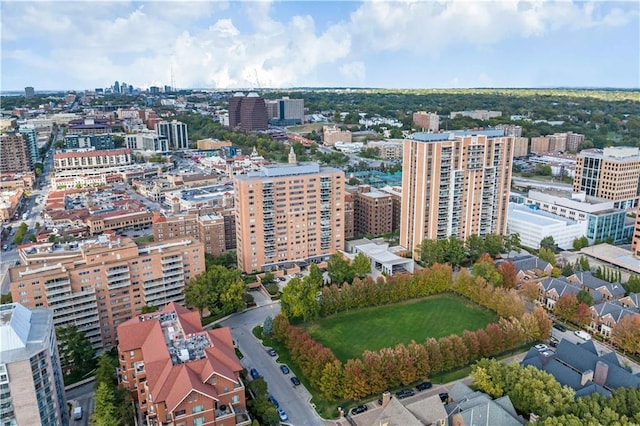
339;61;366;84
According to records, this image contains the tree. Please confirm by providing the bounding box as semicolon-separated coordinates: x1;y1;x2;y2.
484;233;504;258
497;261;518;289
220;279;247;314
623;275;640;294
573;303;591;327
443;236;466;266
262;315;273;336
352;252;371;278
561;263;574;277
261;273;275;285
572;236;589;250
540;236;557;252
185;265;246;317
576;289;593;306
503;233;521;258
184;272;210;318
419;238;445;266
141;305;158;314
0;293;12;304
280;276;320;322
319;360;344;400
577;256;590;272
553;293;578;322
611;314;640;355
56;325;96;373
471;254;501;286
538;247;557;267
95;353;117;389
307;263;324;287
466;234;486;263
327;253;354;285
92;382;117;426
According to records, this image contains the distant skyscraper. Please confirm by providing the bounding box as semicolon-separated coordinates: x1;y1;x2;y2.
113;81;120;94
0;303;68;425
156;120;188;150
164;85;172;93
24;86;35;98
573;147;640;209
149;86;160;94
400;130;514;258
228;92;269;132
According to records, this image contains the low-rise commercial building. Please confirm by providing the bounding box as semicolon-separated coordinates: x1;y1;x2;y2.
323;125;352;146
507;203;587;250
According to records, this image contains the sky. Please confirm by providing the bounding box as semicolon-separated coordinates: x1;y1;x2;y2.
2;0;639;91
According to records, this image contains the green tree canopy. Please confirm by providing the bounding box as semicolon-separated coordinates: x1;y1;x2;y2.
184;265;246;318
327;253;354;286
352;252;371;278
56;325;96;373
280;276;320;322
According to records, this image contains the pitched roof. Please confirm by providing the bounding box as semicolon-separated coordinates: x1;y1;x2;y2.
512;256;550;273
570;272;625;296
591;301;639;324
445;388;524;426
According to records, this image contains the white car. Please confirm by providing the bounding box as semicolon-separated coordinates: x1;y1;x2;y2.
534;344;549;352
574;330;592;341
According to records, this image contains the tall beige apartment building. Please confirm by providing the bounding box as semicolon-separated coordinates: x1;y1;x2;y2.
512;137;529;158
400;130;514;257
530;136;550;154
234;162;345;273
412;111;439;132
9;235;205;350
573;147;640;209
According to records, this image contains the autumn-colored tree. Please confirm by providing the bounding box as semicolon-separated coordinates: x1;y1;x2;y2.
475;328;493;357
572;303;591;327
497;261;518;289
532;306;553;339
553;293;578;322
611;314;640;355
362;351;386;395
394;343;418;385
319;360;344;400
407;340;430;378
342;358;369;400
462;330;481;361
472;253;502;286
272;314;291;340
424;338;443;374
521;280;541;302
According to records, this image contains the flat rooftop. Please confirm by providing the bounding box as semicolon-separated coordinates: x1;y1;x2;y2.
412;129;505;142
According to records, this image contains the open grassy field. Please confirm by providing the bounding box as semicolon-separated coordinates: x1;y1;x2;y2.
303;293;497;362
285;123;326;133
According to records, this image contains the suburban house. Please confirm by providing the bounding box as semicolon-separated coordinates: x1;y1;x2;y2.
368;391;447;426
117;302;249;426
536;277;602;310
509;256;553;286
567;272;626;301
445;382;525;426
590;298;640;338
522;339;640;398
619;293;640;309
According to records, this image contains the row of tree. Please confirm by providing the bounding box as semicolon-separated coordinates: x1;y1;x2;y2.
272;304;551;401
552;293;592;326
92;353;135;425
418;233;520;266
472;359;640;424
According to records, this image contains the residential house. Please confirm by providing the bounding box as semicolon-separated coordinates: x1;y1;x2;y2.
368;392;447;426
445;382;525;426
567;271;626;301
537;277;602;310
590;298;640;338
511;256;553;286
522;339;640;398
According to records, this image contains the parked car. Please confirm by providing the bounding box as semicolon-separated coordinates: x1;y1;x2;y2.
280;365;290;374
575;330;592;341
277;408;288;421
439;392;449;403
350;405;368;415
395;389;415;399
268;395;279;408
534;344;549;352
416;381;433;391
548;337;559;348
553;323;567;332
290;376;301;386
250;368;259;379
267;348;277;357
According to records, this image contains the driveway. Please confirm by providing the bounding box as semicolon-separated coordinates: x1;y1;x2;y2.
66;380;95;426
219;304;324;426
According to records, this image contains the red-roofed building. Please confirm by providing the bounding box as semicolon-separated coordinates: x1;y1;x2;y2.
117;302;250;426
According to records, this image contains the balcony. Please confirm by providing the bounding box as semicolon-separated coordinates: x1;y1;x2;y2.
107;266;129;276
161;256;182;265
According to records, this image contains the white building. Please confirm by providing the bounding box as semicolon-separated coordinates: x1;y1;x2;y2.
507;203;587;249
0;303;68;425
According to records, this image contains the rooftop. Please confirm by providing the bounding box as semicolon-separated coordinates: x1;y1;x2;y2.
411;128;505;142
0;303;54;364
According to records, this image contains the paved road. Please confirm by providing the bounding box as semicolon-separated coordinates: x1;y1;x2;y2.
219;303;324;426
66;380;95;426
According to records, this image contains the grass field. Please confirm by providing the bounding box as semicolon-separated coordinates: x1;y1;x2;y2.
303;294;497;362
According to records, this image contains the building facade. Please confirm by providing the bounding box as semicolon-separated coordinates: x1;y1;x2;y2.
228;93;268;132
400;130;514;257
512;137;529;158
53;148;133;172
156;120;189;150
153;211;235;256
234;162;345;273
530;137;550;154
18;124;39;165
0;303;67;425
0;133;31;173
9;236;205;350
323;125;352;146
349;185;394;237
266;97;305;126
632;205;640;256
573;147;640;209
117;302;249;426
64;134;115;151
412;111;439;132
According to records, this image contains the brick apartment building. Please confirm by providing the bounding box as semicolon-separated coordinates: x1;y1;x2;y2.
0;133;31;173
348;185;394;237
117;302;249;426
9;235;205;350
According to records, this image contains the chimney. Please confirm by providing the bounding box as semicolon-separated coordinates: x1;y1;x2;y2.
381;391;391;410
581;369;594;386
451;413;465;426
593;361;609;386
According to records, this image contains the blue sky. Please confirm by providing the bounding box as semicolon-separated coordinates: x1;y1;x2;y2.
2;1;639;90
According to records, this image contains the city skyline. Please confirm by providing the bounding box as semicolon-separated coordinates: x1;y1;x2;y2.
2;0;639;91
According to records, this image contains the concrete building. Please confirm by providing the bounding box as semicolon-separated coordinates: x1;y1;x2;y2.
574;147;640;209
530;136;550;154
64;133;115;151
344;193;354;240
400;130;514;257
348;185;394;237
379;185;402;233
412;111;439;132
234;161;345;273
0;303;68;425
366;139;404;160
156;120;189;150
323;125;352;146
0;188;25;222
228;92;268;132
125;132;169;152
24;86;35;98
9;236;205;350
632;206;640;256
566;132;586;152
117;302;249;426
196;139;232;151
18;124;39;165
449;110;502;120
512;189;634;244
0;133;31;173
266;97;305;126
512;137;529;158
495;124;523;138
68;118;112;135
153;211;235;256
507;203;587;250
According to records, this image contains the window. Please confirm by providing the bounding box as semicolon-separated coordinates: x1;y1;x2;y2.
174;409;186;417
192;405;204;414
193;417;205;426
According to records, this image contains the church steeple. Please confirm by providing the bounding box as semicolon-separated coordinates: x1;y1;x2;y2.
288;146;297;164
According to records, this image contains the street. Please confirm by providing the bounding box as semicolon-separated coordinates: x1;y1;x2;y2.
66;380;95;426
219;303;324;426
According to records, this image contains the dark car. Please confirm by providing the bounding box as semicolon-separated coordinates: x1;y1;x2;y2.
268;395;279;408
553;323;567;332
290;376;301;386
250;368;259;379
267;348;277;357
416;381;433;391
395;389;415;399
439;392;449;403
280;365;290;374
350;405;368;415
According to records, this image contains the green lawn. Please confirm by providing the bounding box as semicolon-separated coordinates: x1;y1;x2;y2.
303;294;497;362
